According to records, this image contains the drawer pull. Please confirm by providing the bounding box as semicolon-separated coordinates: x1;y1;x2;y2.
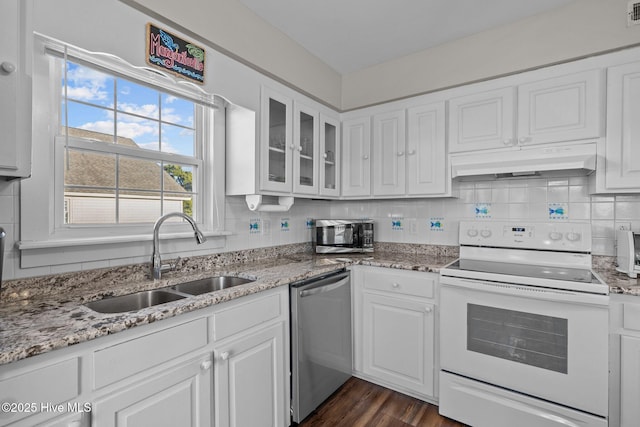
201;360;212;371
218;351;230;361
392;283;399;289
425;306;433;313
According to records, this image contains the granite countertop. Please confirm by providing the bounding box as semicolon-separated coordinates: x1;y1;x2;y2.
0;251;455;366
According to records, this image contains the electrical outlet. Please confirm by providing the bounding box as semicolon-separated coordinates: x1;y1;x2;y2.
618;222;631;231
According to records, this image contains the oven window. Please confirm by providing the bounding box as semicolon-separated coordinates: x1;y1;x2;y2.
467;304;568;374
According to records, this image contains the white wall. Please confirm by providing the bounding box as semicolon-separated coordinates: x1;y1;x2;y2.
342;0;640;109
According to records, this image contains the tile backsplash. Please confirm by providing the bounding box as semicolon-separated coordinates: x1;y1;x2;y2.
2;175;640;280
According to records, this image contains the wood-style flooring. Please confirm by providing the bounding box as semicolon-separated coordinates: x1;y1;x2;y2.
298;377;468;427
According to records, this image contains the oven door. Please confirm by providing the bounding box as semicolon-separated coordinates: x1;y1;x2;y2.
440;276;609;417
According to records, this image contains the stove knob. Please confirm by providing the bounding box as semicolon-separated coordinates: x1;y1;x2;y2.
549;232;563;241
480;229;492;238
467;229;478;237
566;232;581;242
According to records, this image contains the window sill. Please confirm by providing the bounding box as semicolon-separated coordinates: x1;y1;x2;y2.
17;230;232;250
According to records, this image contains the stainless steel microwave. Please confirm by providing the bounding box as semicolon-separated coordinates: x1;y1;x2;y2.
314;220;374;254
617;230;640;278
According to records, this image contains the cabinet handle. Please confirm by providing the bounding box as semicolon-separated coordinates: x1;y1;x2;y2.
397;151;404;156
363;155;369;160
392;282;399;289
219;351;230;361
201;360;213;370
425;306;433;313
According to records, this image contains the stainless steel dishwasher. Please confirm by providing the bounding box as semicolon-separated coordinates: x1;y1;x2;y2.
290;269;352;424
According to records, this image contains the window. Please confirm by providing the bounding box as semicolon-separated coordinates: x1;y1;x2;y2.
19;35;226;267
59;60;200;225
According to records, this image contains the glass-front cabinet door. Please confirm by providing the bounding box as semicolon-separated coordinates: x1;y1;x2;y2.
260;87;292;193
320;114;340;197
293;102;319;195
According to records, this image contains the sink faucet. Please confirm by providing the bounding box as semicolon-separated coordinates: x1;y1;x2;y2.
152;212;206;279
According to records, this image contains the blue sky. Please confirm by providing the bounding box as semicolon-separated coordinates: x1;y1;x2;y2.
63;61;195;157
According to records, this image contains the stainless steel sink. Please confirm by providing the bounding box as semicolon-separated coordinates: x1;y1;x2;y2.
171;276;254;295
85;290;186;314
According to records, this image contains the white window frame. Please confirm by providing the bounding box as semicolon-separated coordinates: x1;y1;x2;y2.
19;34;228;268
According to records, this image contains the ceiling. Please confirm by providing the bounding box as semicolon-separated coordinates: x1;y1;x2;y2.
238;0;574;74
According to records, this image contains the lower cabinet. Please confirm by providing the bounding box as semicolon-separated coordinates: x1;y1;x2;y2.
93;355;213;427
353;266;438;402
621;335;640;427
214;323;287;427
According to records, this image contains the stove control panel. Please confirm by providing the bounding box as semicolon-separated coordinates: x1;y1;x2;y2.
459;221;591;252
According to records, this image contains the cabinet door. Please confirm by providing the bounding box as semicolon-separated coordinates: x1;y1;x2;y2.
0;0;31;179
293;102;319;195
621;335;640;427
373;110;406;196
362;293;435;397
604;61;640;191
319;114;340;197
407;102;447;195
341;116;371;197
448;87;515;153
260;87;292;193
517;69;601;146
93;356;213;427
214;323;287;427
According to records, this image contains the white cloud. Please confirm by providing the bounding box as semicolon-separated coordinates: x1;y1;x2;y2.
118;102;159;120
65;65;110;103
79;120;158;141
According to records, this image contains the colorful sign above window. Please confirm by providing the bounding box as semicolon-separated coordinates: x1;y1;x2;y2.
146;23;205;84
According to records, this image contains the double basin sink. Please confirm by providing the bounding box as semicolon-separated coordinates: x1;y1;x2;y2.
85;276;254;314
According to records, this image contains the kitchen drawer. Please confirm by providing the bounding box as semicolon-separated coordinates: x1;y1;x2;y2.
623;303;640;332
93;318;207;389
363;268;435;299
211;291;283;342
0;358;79;424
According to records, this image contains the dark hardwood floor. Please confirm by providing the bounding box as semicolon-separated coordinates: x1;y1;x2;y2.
298;377;468;427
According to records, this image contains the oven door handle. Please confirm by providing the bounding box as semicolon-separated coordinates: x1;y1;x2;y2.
441;278;609;306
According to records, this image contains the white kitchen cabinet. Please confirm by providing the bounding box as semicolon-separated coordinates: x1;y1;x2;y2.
260;87;293;193
621;335;640;427
372;110;406;196
211;287;289;427
319;114;340;197
406;102;448;196
352;266;437;401
93;355;213;427
341;116;371;197
214;323;286;427
517;70;601;146
599;61;640;192
0;0;31;180
448;87;515;153
293;101;319;195
448;70;601;153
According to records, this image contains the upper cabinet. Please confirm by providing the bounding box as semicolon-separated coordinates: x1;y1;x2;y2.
341;116;372;197
0;0;31;180
449;70;602;153
292;101;319;195
259;87;293;193
448;87;515;153
320;114;341;197
597;61;640;192
407;102;448;196
372;110;406;196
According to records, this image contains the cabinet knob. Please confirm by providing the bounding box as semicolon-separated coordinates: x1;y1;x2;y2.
290;144;296;150
397;151;404;156
503;139;512;145
392;282;399;289
1;61;16;74
408;149;416;155
363;155;369;160
518;137;532;144
219;351;230;361
201;360;212;370
323;152;328;159
297;146;302;152
425;306;433;313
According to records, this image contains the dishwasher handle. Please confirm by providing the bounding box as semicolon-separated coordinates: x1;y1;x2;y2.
299;276;349;298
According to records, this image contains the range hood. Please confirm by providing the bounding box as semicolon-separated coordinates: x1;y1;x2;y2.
450;142;597;179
